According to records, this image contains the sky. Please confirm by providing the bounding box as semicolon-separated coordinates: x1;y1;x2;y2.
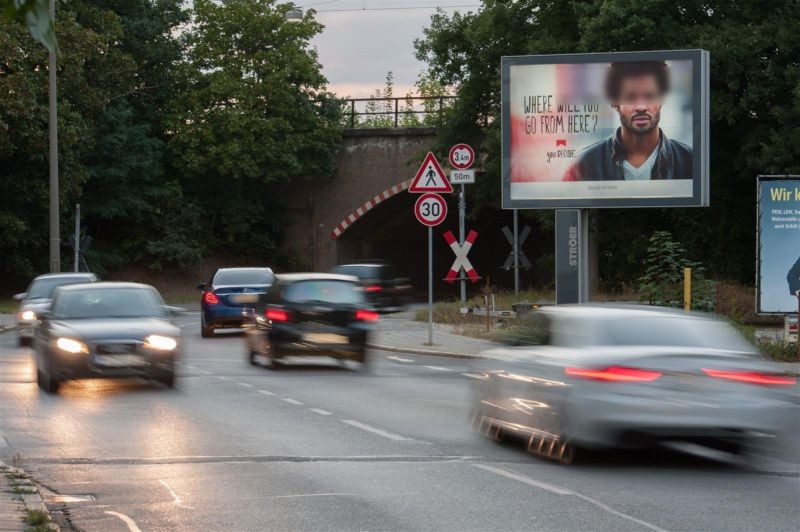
303;1;479;97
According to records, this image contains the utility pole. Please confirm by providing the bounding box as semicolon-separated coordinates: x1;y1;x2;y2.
48;0;60;273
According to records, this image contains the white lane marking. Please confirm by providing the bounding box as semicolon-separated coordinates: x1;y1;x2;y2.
257;390;275;396
105;511;142;532
178;322;200;328
184;365;196;370
462;373;483;379
0;434;8;447
309;408;333;416
387;356;414;363
341;420;413;442
423;365;452;371
237;382;253;388
200;370;213;375
472;464;572;495
282;398;304;405
159;479;182;505
473;464;667;532
214;376;226;380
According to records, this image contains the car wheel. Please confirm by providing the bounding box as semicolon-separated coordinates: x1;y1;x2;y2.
201;316;214;338
18;335;30;347
248;349;258;366
356;350;369;372
39;365;60;394
157;371;176;388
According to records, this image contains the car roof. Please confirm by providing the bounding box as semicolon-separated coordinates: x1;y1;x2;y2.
56;281;155;292
33;272;96;280
215;267;274;272
541;303;716;320
276;273;360;283
334;263;386;268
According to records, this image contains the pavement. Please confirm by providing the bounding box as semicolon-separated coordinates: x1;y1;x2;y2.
0;311;799;531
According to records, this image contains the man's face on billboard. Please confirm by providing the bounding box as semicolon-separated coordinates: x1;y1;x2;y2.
613;75;663;136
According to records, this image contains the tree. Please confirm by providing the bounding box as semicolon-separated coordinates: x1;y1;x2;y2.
167;0;342;258
415;0;800;286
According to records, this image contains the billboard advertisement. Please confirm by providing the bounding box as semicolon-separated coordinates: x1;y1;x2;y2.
757;176;800;314
502;50;709;209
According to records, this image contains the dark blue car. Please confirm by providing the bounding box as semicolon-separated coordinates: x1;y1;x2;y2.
199;268;275;337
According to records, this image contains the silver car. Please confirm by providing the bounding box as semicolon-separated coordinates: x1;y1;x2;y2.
472;305;797;464
14;272;98;346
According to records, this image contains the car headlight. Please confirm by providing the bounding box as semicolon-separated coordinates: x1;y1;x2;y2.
19;310;36;321
144;335;177;351
56;337;89;354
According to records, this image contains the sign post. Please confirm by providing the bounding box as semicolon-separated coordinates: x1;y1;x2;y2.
410;153;452;346
449;144;475;304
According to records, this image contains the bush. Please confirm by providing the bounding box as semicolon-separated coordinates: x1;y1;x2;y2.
638;231;717;312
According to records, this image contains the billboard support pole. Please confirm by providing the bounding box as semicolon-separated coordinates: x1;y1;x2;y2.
555;209;589;304
513;209;520;295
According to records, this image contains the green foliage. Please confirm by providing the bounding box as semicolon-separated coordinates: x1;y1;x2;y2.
1;0;55;50
637;231;717;311
414;0;800;285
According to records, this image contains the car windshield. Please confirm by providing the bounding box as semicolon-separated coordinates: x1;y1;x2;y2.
283;280;365;305
52;287;166;319
599;316;756;352
213;269;274;286
27;276;94;299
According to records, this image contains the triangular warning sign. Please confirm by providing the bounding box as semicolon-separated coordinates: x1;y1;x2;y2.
408;152;453;193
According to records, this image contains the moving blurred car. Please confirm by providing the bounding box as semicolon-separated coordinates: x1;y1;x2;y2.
244;273;375;369
14;272;98;346
199;267;275;337
330;263;412;312
34;282;181;393
472;305;796;464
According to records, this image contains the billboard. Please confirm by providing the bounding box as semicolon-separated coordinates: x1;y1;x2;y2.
757;176;800;314
502;50;710;209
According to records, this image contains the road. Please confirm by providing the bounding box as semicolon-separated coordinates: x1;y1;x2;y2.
1;313;798;531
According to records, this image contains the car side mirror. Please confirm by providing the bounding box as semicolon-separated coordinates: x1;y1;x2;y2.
13;293;27;301
163;306;186;317
197;283;207;291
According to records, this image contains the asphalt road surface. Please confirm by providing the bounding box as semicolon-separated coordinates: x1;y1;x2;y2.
1;313;798;531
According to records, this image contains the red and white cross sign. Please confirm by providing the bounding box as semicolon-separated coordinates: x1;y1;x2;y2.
443;230;479;283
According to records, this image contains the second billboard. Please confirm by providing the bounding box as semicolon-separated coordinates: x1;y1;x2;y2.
501;49;709;209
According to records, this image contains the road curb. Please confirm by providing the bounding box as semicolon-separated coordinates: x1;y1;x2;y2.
368;343;484;359
0;461;59;531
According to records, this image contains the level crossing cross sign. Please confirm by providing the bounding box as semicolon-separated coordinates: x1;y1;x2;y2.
444;230;480;283
408;152;453;193
502;225;532;270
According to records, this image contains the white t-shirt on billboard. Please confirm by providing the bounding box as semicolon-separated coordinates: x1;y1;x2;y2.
622;147;658;181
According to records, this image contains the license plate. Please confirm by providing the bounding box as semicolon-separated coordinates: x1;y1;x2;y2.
231;294;259;303
304;333;348;344
93;355;147;367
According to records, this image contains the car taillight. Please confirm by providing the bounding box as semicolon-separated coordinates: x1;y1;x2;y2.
204;291;219;304
355;309;379;322
365;285;382;293
565;366;662;382
702;369;797;386
265;309;290;322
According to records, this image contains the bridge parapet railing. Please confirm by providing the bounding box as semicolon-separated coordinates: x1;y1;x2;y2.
342;96;457;129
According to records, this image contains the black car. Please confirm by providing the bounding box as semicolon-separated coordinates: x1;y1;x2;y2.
199;267;275;337
329;263;412;312
34;282;181;393
244;273;376;369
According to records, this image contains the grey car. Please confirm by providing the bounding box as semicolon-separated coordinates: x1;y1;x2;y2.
472;305;797;464
14;272;98;346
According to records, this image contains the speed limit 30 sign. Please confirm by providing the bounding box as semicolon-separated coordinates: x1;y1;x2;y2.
414;193;448;226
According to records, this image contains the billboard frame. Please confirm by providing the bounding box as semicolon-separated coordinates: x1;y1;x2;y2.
501;49;710;209
756;174;800;315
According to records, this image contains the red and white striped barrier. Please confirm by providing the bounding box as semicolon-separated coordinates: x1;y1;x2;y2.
443;230;479;283
330;179;412;239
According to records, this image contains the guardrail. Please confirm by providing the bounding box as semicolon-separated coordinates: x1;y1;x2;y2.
343;96;457;129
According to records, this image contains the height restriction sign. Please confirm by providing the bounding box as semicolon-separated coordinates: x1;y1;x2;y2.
414;193;448;226
448;143;475;169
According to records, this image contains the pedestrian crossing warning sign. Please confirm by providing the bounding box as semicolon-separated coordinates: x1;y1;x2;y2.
408;152;453;193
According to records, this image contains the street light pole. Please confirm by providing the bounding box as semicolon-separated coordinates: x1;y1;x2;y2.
48;0;60;273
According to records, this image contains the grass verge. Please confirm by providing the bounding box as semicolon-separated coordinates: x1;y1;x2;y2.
24;509;51;531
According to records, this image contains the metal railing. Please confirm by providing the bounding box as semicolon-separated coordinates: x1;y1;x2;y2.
343;96;457;129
